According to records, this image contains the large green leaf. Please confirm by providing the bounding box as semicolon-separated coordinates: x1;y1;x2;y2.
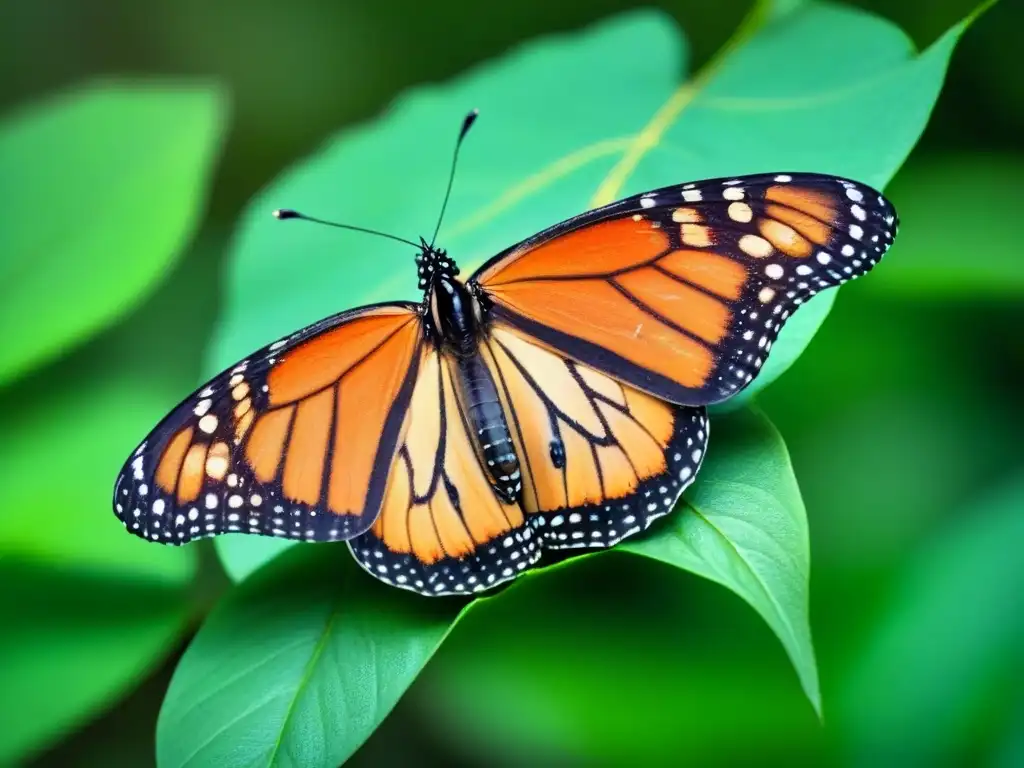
836;473;1024;763
0;81;227;387
211;1;975;577
0;562;191;765
157;547;455;768
623;407;818;712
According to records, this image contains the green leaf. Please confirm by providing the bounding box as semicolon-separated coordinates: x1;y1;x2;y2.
212;1;975;577
156;546;455;768
0;562;190;765
0;81;228;386
623;407;819;713
427;552;822;764
837;473;1024;762
863;155;1024;297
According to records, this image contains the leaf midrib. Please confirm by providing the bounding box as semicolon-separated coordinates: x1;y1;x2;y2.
588;0;776;207
687;492;800;647
262;602;344;768
684;487;818;712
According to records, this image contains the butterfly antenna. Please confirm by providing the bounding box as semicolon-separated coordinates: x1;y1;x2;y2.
430;109;479;248
272;209;420;249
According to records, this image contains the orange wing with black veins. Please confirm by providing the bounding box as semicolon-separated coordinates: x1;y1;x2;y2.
473;172;898;406
113;303;424;544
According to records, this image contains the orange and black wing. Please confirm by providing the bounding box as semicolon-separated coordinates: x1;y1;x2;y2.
481;320;708;546
348;347;538;595
113;303;424;544
472;173;898;406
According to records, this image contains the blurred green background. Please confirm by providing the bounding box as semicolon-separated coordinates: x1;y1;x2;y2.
1;0;1022;765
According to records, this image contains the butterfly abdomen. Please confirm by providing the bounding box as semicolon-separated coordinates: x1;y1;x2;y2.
453;354;521;504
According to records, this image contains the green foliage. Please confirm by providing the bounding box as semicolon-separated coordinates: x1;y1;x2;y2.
0;83;227;386
150;4;980;765
0;85;226;765
837;475;1024;763
0;564;191;766
623;408;817;711
0;0;1010;765
864;155;1024;296
0;339;204;763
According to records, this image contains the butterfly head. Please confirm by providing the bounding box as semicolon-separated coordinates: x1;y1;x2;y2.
416;239;460;290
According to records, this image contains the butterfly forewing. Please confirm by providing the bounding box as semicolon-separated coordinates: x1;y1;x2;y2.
473;172;898;406
113;303;423;545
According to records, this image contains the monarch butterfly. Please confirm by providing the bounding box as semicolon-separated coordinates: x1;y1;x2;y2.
113;111;898;595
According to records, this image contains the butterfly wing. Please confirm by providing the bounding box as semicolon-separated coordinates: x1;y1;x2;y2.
113;303;424;544
348;346;538;595
480;320;708;547
472;172;898;406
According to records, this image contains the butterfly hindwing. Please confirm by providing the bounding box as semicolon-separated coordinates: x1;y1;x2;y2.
348;347;539;595
113;303;424;544
348;331;707;596
481;321;708;548
473;172;898;406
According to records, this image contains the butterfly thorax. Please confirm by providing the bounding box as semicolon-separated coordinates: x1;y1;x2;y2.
428;275;479;358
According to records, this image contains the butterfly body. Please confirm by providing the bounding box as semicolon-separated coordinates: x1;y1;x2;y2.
422;249;522;503
114;171;898;596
